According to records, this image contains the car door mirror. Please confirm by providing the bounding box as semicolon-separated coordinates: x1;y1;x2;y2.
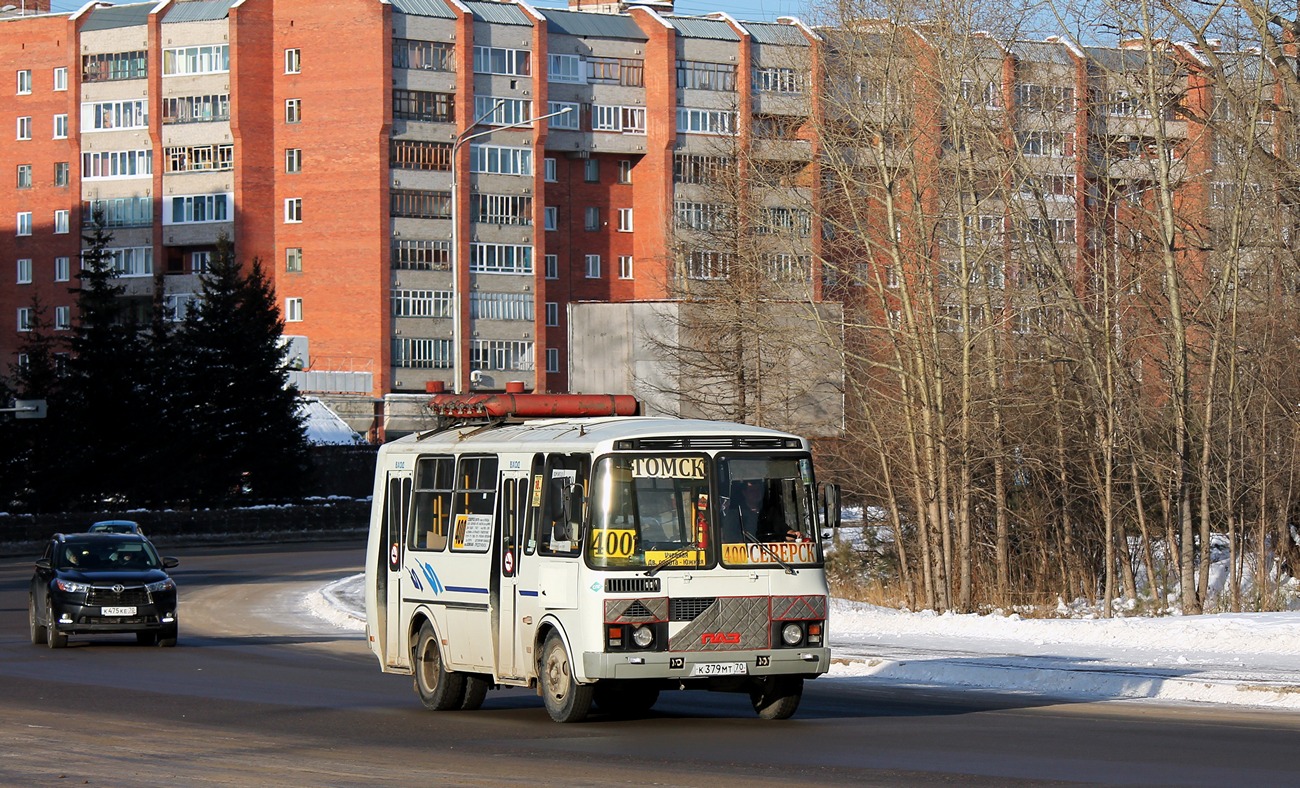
35;558;51;571
162;556;180;569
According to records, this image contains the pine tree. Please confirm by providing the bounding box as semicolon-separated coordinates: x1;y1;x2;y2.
177;236;309;503
63;212;150;507
0;294;64;509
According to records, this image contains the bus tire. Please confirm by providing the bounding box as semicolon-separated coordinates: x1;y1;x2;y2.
592;681;659;717
29;596;47;645
461;674;490;710
412;621;466;711
540;632;592;723
749;676;802;720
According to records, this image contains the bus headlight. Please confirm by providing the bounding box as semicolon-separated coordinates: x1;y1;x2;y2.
631;626;654;648
781;622;803;646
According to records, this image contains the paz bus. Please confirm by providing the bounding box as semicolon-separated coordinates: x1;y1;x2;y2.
363;390;841;722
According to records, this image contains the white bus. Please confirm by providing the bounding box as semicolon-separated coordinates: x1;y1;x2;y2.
363;393;840;722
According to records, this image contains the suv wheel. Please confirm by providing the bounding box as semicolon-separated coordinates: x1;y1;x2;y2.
46;601;67;649
28;596;47;645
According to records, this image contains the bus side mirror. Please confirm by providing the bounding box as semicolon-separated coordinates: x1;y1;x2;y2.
821;483;842;530
558;482;585;541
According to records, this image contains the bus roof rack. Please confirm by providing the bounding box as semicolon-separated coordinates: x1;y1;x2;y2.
419;390;641;437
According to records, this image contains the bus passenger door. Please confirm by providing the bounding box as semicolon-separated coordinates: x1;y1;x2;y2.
385;470;412;669
495;470;529;678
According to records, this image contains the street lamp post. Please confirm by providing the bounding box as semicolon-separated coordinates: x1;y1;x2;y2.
449;103;572;394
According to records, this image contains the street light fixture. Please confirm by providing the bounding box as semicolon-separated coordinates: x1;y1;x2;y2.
449;103;573;394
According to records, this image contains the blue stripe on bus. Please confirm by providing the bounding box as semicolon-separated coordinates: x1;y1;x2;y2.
445;585;489;594
519;590;539;597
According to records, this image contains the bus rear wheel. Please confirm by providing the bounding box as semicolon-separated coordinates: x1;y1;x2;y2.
749;676;803;720
540;632;592;723
413;621;466;711
461;674;490;710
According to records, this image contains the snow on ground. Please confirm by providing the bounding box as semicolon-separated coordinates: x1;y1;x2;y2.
307;574;1300;711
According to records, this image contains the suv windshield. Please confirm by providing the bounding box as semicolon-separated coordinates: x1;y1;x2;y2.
58;540;160;571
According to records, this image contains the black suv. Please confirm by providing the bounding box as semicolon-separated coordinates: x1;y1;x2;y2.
29;532;180;648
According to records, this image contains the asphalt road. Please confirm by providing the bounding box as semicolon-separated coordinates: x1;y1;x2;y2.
2;541;1299;787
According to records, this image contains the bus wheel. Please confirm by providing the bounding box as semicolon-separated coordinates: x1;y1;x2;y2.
413;621;466;710
540;632;593;723
592;681;659;717
461;674;490;710
749;676;803;720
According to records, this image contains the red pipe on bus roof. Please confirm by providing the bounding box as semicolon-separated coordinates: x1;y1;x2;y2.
427;393;641;419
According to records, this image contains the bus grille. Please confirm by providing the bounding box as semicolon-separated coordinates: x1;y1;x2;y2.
670;596;770;651
605;577;660;594
670;597;715;621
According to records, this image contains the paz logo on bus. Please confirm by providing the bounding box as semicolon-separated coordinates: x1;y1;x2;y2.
701;631;741;645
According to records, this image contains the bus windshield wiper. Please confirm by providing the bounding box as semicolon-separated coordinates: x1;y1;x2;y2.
743;531;797;575
645;546;697;576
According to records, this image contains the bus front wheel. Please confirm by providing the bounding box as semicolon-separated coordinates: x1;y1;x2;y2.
413;621;467;711
749;676;803;720
540;632;592;723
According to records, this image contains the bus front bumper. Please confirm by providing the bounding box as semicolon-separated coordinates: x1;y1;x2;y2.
583;646;830;681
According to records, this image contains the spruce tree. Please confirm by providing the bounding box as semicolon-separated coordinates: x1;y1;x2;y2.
178;236;309;503
3;294;67;509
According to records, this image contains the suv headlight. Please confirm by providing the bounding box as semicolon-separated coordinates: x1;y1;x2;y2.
145;578;175;593
55;579;90;593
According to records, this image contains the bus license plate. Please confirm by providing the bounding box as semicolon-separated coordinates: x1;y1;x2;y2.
101;606;136;616
689;662;747;677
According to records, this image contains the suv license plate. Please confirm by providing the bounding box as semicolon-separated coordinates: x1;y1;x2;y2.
689;662;747;677
101;606;136;616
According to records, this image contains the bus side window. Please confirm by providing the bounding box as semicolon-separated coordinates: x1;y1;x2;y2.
409;455;454;552
451;455;497;552
525;454;544;555
538;453;588;557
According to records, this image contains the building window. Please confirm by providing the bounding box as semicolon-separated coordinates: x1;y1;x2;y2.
286;247;302;273
54;306;71;331
548;53;584;83
17;212;32;236
164;144;234;173
285;297;303;322
753;66;804;94
83;150;152;179
53;67;67;91
391;189;451;219
585;254;601;279
473;95;530;126
470;193;533;226
393;39;454;72
285;198;302;223
618;160;632;184
470;291;534;321
544;206;557;231
392;337;453;369
468;243;532;275
587;56;644;87
468;144;532;175
284;48;301;74
390;139;452;171
392;89;455;122
53;114;67;139
584;207;600;231
473;46;531;76
285;99;301;124
82;51;148;82
545;254;558;279
54;161;69;187
103;246;153;277
162;44;230;76
619;255;633;279
17;116;32;139
547;101;581;129
544;158;557;182
285;148;302;173
17;258;32;284
677;59;737;91
545;302;559;327
546;347;559;373
17;308;33;332
81;100;148;131
617;208;633;232
392;239;451;271
17;164;32;189
84;197;152;228
54;210;69;234
191;251;212;273
591;105;646;134
54;256;70;282
676;108;736;135
162;94;229;124
166;194;232;224
17;69;31;94
470;339;534;372
393;289;454;318
584;158;599;183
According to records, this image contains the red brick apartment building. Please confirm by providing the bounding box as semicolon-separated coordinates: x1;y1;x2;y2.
0;0;1254;429
0;0;829;423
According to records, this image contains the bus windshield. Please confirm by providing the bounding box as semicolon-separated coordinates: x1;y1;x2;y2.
588;455;711;570
716;454;820;568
